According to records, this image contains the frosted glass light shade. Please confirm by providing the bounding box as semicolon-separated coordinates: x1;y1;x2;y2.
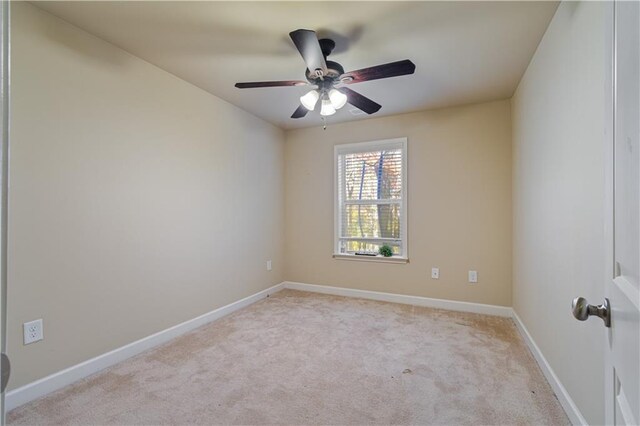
300;90;320;110
320;99;336;116
328;89;347;109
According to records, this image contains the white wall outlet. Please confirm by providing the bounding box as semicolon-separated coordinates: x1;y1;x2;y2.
23;319;43;345
266;260;272;271
468;270;478;283
431;267;439;279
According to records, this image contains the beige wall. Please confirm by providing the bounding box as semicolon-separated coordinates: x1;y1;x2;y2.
285;100;512;306
8;3;285;390
511;2;607;424
16;2;605;415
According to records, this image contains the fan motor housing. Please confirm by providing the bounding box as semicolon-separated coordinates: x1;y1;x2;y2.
305;38;344;83
306;60;344;83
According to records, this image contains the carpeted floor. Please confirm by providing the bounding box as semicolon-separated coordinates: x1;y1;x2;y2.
8;289;569;425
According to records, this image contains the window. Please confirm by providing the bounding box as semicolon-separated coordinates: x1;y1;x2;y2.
334;138;407;260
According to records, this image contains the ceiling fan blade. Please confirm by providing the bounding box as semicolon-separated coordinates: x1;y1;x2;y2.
339;87;381;114
235;80;308;89
341;60;416;84
291;104;309;119
289;29;327;75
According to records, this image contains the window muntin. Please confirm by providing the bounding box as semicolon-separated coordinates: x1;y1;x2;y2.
335;138;407;258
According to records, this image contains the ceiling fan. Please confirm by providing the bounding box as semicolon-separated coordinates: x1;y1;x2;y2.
235;29;416;119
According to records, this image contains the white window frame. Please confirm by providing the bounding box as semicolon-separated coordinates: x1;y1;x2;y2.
333;137;408;263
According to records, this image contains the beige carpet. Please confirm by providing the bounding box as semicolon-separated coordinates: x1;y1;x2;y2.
8;289;569;425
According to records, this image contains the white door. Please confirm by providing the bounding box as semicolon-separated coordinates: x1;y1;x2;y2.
605;1;640;424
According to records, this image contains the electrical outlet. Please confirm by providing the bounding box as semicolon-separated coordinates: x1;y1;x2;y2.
431;267;439;279
468;270;478;284
23;319;43;345
266;260;272;271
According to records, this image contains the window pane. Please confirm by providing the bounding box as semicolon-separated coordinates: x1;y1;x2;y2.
340;240;401;255
342;149;402;201
342;203;400;239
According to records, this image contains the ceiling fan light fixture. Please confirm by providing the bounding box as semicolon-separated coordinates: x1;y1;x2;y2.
320;98;336;116
235;29;416;121
328;89;347;110
300;89;320;110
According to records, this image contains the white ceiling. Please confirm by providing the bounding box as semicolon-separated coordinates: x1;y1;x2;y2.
32;1;558;130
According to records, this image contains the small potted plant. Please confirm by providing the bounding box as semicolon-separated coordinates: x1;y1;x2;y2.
379;244;393;257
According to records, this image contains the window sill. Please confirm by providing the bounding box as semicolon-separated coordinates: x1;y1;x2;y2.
332;254;409;264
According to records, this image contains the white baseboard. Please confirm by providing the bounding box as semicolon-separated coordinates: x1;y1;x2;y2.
511;310;587;425
282;281;512;317
6;282;284;411
7;279;584;426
